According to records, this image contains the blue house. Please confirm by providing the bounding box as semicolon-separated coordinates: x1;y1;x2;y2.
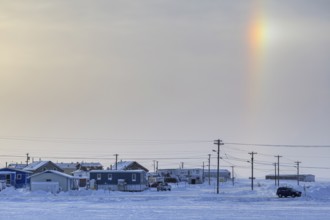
0;168;32;188
89;170;148;192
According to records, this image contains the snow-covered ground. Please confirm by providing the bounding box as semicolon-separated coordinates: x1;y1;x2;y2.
1;179;330;220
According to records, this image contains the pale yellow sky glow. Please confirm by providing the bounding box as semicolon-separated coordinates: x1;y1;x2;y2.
0;0;330;179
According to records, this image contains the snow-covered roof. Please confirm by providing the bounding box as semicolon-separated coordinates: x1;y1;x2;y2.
80;162;103;167
111;161;149;172
72;169;89;178
23;161;50;171
56;162;78;169
0;171;16;174
8;163;27;170
113;161;134;170
29;170;76;179
72;169;88;174
0;168;32;174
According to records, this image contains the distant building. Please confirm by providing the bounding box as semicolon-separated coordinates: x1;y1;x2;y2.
265;174;315;182
204;169;231;181
56;162;79;175
77;162;103;171
158;168;231;183
158;168;205;184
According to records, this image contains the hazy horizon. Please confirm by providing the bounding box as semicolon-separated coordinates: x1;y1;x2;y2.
1;0;330;179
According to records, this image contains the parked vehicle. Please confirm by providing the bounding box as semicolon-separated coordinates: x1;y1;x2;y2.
157;183;171;191
150;182;162;188
276;187;302;198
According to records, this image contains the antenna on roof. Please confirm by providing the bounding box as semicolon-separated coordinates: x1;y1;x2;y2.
26;153;30;166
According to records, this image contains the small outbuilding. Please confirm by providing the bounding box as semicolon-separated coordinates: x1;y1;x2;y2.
90;170;148;191
29;170;78;193
0;171;16;187
0;168;32;188
72;169;89;188
265;174;315;182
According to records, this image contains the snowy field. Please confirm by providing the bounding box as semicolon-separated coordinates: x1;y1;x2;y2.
1;179;330;220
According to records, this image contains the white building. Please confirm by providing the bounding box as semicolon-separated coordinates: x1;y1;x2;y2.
158;168;204;184
30;170;78;193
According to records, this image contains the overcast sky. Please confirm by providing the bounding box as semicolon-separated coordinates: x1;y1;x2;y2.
0;0;329;178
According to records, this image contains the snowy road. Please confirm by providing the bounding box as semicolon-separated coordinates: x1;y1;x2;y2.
0;180;329;220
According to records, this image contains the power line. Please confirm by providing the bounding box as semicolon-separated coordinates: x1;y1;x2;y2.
225;142;330;148
0;136;211;145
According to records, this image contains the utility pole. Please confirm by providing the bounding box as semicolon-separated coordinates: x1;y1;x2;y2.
274;163;277;186
214;139;224;194
156;161;159;172
295;161;301;185
209;154;211;185
231;166;235;186
208;154;211;185
202;162;205;182
114;154;119;170
275;155;282;186
249;152;257;190
181;162;184;169
26;153;30;166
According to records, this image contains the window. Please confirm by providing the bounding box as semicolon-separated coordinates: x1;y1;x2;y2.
108;174;112;180
46;179;52;182
17;174;22;180
97;174;101;180
132;174;136;182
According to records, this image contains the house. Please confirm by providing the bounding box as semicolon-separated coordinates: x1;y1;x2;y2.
29;170;79;193
77;162;103;171
265;174;315;182
112;161;149;172
23;161;64;174
89;170;148;191
56;162;79;175
0;168;32;188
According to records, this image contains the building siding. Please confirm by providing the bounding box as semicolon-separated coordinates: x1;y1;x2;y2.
90;171;147;191
30;173;73;191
